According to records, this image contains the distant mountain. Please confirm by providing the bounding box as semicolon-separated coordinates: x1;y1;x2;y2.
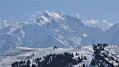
0;11;118;52
97;23;119;45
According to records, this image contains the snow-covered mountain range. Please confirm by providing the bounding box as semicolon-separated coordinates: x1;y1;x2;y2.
0;11;119;52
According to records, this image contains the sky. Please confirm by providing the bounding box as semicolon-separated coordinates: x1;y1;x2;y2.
0;0;119;30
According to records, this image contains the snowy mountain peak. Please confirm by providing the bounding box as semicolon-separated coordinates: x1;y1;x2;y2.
44;11;63;19
31;11;65;26
0;11;119;53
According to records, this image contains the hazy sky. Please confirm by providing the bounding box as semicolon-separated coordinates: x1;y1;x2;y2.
0;0;119;30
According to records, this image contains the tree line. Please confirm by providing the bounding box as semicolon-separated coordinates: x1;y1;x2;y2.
12;52;87;67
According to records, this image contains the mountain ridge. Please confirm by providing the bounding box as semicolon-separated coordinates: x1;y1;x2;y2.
0;11;118;52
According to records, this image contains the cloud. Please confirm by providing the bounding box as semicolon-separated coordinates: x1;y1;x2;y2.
0;20;9;27
29;11;42;21
82;19;99;24
76;13;80;19
2;20;7;24
82;19;114;30
102;19;114;27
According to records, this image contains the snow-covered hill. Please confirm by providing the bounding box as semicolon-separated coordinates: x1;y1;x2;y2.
1;44;119;67
0;46;93;67
0;11;104;52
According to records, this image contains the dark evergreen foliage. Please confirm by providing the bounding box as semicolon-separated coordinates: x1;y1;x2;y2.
12;52;87;67
91;44;119;67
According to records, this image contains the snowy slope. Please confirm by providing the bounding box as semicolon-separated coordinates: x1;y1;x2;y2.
0;11;103;52
1;45;119;67
0;46;93;67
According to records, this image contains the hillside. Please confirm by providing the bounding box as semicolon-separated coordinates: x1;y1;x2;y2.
0;44;119;67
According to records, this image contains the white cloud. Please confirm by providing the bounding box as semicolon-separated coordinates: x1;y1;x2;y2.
76;13;80;19
102;19;114;27
2;20;7;24
82;19;99;24
29;11;42;21
0;20;9;27
82;19;115;30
